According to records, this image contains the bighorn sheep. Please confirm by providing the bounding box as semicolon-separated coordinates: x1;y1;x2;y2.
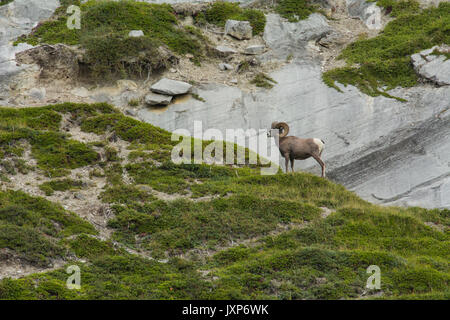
268;122;326;177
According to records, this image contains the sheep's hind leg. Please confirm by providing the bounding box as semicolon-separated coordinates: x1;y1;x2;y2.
311;154;326;178
284;154;290;173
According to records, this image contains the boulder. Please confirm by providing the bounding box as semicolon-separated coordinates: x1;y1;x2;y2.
263;13;331;60
346;0;383;30
215;46;237;57
150;78;192;95
317;31;347;48
244;45;265;55
218;63;233;71
145;92;173;105
411;46;450;86
225;20;252;40
128;30;144;37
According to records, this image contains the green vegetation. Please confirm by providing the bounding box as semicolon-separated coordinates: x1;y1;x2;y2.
128;99;140;107
0;0;13;6
0;190;96;266
14;0;207;79
371;0;420;16
108;194;321;257
275;0;318;22
0;253;212;299
323;2;450;100
191;93;206;102
201;2;266;35
431;48;450;60
0;103;114;176
39;179;84;196
204;205;449;299
0;102;448;299
251;73;278;89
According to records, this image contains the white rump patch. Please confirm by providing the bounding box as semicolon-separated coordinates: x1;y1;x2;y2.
313;138;324;153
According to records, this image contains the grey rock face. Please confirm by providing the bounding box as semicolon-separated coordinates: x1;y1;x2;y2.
244;45;265;55
128;30;144;37
150;78;192;95
263;13;331;60
0;0;59;105
225;20;253;40
0;0;60;44
145;92;173;105
411;46;450;86
0;0;60;103
346;0;383;30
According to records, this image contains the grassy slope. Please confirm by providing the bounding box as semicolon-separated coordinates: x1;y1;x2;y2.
323;1;450;100
0;103;448;300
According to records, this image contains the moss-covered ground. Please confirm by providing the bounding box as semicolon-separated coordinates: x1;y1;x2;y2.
0;102;448;299
323;1;450;100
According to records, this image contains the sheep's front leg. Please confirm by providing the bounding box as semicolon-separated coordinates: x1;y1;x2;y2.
283;154;290;173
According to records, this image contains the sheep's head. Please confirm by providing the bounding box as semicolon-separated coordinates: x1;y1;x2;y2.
268;122;289;138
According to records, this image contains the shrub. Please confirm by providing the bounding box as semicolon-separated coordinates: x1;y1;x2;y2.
275;0;317;22
203;2;266;35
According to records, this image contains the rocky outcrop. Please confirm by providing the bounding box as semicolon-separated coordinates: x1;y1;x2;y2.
346;0;383;30
263;13;331;60
150;78;192;96
128;30;144;37
244;45;265;55
0;0;60;103
225;20;253;40
145;92;173;106
15;44;81;82
411;46;450;86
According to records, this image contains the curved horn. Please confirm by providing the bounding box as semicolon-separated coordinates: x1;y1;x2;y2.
273;122;289;138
